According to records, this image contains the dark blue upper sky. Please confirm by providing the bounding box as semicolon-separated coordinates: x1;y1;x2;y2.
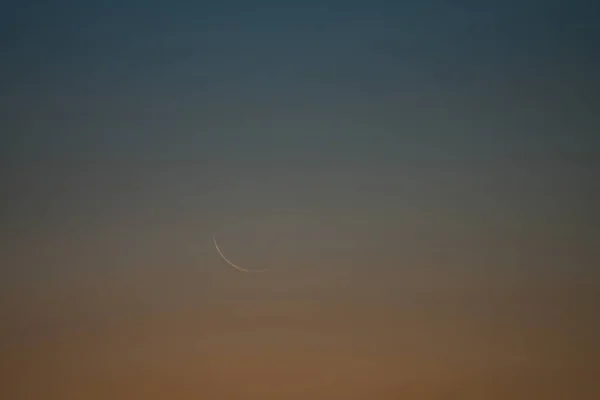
1;1;598;242
2;1;598;84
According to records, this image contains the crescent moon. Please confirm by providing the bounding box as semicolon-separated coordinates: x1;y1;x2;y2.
212;234;270;273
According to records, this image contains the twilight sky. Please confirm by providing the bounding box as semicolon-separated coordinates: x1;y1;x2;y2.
1;1;599;398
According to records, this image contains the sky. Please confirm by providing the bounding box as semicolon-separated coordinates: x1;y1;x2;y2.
1;1;599;398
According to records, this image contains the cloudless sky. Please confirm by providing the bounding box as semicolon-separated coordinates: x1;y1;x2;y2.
1;1;599;398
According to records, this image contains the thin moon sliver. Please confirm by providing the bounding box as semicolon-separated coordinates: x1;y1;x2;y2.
212;234;270;273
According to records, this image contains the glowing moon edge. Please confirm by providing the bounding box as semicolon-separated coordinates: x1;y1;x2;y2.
212;234;271;273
